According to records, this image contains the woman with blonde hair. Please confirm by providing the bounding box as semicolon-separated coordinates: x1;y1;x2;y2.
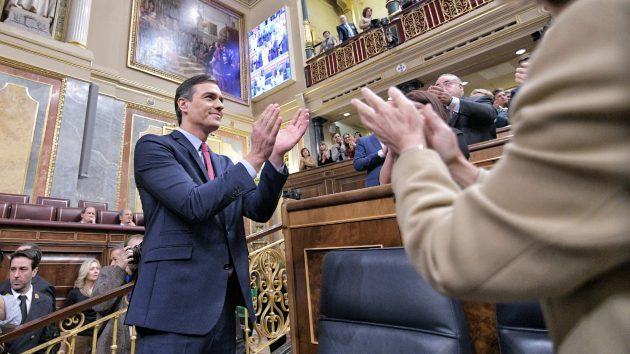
64;258;101;353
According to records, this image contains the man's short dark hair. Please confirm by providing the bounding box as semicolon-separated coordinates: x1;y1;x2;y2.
492;88;505;97
10;249;40;269
17;243;42;265
174;74;218;126
323;30;330;36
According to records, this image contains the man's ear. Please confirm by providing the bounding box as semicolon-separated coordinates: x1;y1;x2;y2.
32;267;38;277
177;97;189;116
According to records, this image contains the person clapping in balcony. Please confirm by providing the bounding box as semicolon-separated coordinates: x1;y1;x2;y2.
359;7;373;32
319;31;338;54
318;142;333;166
299;147;317;171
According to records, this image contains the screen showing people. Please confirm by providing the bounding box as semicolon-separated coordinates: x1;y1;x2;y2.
249;7;292;99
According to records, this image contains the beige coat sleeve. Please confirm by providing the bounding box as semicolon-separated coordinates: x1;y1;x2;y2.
391;0;630;302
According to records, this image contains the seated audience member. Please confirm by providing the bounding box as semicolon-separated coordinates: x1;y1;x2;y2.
299;147;317;171
493;89;510;128
80;206;96;224
0;243;56;308
64;258;101;353
0;250;21;332
330;133;347;162
4;249;57;353
359;7;373;32
342;133;357;159
353;133;385;187
380;90;469;184
351;1;630;353
319;31;338;54
118;209;136;226
93;235;143;354
337;15;358;42
428;73;497;144
354;131;363;140
317;142;333;166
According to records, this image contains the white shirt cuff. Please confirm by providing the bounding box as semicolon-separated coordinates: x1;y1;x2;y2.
240;159;286;179
448;96;460;113
240;159;258;179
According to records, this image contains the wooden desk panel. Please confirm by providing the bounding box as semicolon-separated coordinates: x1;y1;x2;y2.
282;185;499;354
286;131;513;199
283;186;402;354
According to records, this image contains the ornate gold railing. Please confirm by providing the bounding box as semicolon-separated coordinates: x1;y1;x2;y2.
0;225;288;354
304;0;493;86
246;238;290;354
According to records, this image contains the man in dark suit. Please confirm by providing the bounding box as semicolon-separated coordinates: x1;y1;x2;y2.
337;15;358;42
0;243;56;309
353;134;386;187
429;74;496;145
126;74;308;353
4;249;56;353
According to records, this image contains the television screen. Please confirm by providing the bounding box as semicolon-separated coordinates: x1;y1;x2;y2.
249;7;292;99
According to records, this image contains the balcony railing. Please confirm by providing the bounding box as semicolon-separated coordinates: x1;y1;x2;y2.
305;0;493;86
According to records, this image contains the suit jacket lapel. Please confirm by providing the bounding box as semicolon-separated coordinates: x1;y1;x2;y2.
447;109;459;127
370;135;380;152
27;292;42;321
171;130;209;182
211;154;229;229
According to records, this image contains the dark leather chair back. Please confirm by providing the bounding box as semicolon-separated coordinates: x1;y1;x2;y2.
319;248;473;354
0;202;9;218
496;301;553;354
77;200;108;211
98;210;120;224
0;193;29;204
36;196;70;208
133;212;144;226
9;203;55;221
56;207;83;222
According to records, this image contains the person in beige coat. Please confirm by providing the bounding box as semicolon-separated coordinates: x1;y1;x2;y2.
351;0;630;353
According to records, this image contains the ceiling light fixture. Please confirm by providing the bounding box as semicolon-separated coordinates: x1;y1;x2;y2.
515;48;527;55
343;112;351;117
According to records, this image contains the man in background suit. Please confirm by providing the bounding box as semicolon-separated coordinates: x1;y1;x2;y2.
126;74;308;353
353;134;385;187
352;0;630;352
429;73;496;144
4;249;56;353
337;15;358;42
0;243;56;310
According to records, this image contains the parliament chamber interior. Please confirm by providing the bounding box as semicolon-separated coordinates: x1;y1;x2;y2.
1;0;628;353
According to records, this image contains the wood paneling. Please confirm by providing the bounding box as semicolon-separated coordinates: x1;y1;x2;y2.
282;186;402;354
286;131;512;199
283;185;499;354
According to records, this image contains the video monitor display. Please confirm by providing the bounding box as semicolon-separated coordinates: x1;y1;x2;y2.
248;7;293;99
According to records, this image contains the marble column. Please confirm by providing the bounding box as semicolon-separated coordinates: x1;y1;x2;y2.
301;0;315;59
386;0;401;15
311;117;327;152
65;0;92;47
